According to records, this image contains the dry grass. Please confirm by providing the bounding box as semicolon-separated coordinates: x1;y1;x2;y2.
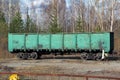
0;36;14;59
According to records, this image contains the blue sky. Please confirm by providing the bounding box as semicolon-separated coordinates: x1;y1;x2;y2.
20;0;71;7
66;0;71;7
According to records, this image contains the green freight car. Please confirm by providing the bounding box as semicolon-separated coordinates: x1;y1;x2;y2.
8;32;114;60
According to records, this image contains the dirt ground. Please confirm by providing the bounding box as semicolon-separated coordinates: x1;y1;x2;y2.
0;55;120;79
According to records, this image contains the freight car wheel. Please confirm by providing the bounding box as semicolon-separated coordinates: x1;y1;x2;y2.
21;53;28;60
31;52;38;60
94;53;102;61
80;53;89;60
16;53;22;59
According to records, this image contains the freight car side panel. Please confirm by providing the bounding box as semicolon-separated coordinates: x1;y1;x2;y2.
77;34;90;50
91;33;104;50
91;33;110;52
8;32;112;53
102;33;110;52
8;34;13;52
38;34;50;50
8;34;25;52
25;34;38;50
64;34;76;50
51;34;63;49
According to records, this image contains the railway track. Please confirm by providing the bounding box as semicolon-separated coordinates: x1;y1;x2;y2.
0;58;120;80
0;72;120;80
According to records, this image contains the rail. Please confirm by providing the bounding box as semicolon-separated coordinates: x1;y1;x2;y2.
0;72;120;80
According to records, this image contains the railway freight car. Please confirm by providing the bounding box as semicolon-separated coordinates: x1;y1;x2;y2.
8;32;114;60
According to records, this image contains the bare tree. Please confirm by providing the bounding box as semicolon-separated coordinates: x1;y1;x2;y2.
109;0;117;32
90;0;120;32
70;0;76;33
89;0;104;31
74;0;87;32
58;0;66;32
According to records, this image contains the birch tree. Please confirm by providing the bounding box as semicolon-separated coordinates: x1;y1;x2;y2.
48;0;62;33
